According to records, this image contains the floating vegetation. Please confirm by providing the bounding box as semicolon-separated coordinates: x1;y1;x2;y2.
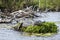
15;22;58;36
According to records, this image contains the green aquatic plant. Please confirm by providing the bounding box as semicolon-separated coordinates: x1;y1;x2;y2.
24;22;58;33
25;25;41;33
13;22;58;34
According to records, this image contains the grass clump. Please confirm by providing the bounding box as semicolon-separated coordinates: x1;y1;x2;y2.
24;22;58;33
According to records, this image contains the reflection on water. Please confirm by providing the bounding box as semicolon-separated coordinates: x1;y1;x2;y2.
0;12;60;40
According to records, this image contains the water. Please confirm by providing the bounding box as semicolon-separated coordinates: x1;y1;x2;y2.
0;12;60;40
